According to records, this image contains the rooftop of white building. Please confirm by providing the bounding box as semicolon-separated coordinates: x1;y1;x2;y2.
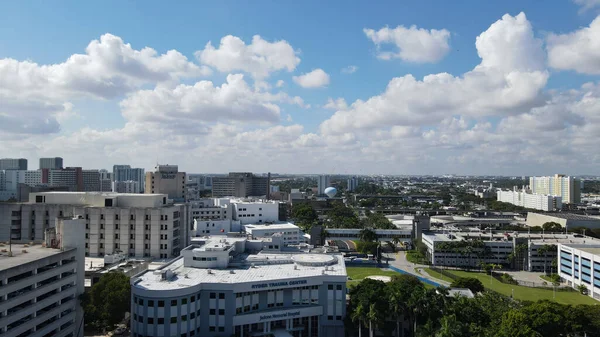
244;223;299;231
0;242;68;272
26;191;177;207
423;231;600;245
132;237;346;291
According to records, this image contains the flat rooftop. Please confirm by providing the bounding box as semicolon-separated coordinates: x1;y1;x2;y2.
245;223;298;230
133;253;346;291
530;212;600;221
0;242;67;272
423;231;600;244
572;247;600;256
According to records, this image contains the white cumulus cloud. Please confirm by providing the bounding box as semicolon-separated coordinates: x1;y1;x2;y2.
293;69;330;88
196;35;300;79
364;24;451;63
323;97;348;110
547;16;600;74
341;65;358;74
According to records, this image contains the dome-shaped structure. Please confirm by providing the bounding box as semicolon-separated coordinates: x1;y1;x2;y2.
324;187;337;198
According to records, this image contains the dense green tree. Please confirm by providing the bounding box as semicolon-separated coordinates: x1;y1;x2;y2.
450;277;485;294
81;272;131;331
290;203;318;230
327;202;360;228
542;221;563;232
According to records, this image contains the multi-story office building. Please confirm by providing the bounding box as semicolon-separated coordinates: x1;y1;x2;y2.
497;187;562;211
421;231;598;271
145;165;186;201
113;165;145;193
317;175;330;195
113;180;142;194
212;172;270;198
530;174;581;204
0;158;27;170
39;157;63;170
346;177;358;192
0;216;85;337
130;236;347;337
558;243;600;301
0;192;189;259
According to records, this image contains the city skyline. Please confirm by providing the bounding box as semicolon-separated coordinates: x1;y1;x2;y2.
2;1;600;175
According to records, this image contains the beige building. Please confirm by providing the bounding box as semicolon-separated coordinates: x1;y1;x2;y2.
530;174;581;204
0;192;189;259
145;165;186;201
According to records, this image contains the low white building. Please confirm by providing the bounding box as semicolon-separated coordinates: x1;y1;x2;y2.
244;223;304;245
0;216;85;336
497;187;562;211
130;237;346;337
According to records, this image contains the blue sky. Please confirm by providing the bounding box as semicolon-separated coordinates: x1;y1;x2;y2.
1;1;600;175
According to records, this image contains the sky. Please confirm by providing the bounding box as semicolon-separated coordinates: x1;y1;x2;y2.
1;1;600;176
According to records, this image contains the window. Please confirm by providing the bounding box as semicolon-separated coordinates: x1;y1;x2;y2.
100;223;104;229
138;315;143;323
100;243;104;248
115;234;119;239
130;224;134;230
145;234;149;240
328;285;333;290
218;327;225;332
100;214;104;220
210;293;216;299
218;309;224;315
85;243;88;248
171;317;177;324
209;309;216;315
145;244;149;249
171;300;177;306
114;243;119;249
190;312;196;319
115;224;119;230
145;215;149;220
219;293;225;299
158;300;164;307
182;315;187;321
158;318;164;324
336;284;342;290
130;244;134;249
148;317;154;324
100;234;104;239
209;327;216;332
115;214;119;220
182;298;187;304
130;214;135;220
145;225;149;230
148;300;154;306
130;234;134;239
85;233;89;239
139;299;144;305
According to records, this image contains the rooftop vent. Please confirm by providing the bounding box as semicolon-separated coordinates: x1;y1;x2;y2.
229;270;235;274
207;269;213;274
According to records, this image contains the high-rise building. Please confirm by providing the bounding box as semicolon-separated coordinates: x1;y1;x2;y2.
113;165;145;192
39;157;63;170
0;216;85;337
211;172;270;198
347;176;358;192
0;192;189;259
145;165;186;201
0;158;27;170
530;174;581;204
317;175;330;195
113;180;141;193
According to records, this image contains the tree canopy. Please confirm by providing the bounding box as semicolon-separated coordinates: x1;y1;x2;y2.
81;272;131;331
542;222;563;232
291;202;318;230
347;275;600;337
450;277;485;294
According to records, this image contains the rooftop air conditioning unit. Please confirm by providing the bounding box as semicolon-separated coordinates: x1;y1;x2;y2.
207;269;213;274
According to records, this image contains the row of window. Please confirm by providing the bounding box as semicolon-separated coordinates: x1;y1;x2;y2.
85;224;171;231
134;293;225;307
85;243;169;250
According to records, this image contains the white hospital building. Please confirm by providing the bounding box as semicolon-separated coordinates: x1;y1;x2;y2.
130;236;347;337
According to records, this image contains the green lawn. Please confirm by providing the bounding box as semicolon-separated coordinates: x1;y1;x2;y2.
347;267;435;289
406;251;427;264
423;268;598;306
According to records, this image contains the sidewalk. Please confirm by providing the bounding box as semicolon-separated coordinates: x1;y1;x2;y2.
385;251;451;287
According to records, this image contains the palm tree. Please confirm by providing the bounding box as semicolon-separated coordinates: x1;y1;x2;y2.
359;228;378;242
435;314;464;337
351;303;366;337
367;302;382;337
